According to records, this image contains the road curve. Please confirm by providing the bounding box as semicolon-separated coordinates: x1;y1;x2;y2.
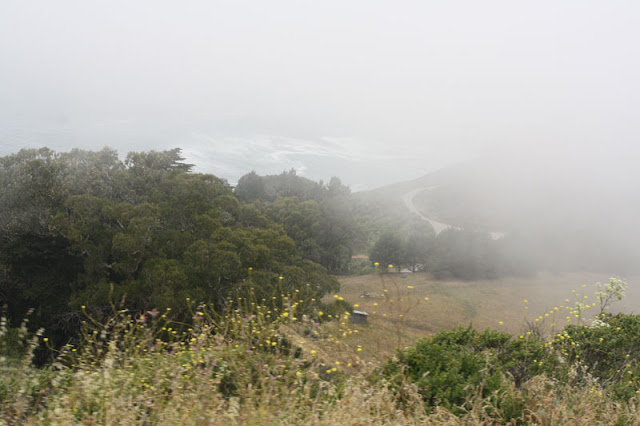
402;187;505;240
402;187;460;235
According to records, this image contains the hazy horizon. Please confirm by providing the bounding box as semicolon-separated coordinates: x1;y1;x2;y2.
2;1;640;190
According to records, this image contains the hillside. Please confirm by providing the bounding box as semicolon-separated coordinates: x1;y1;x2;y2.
3;148;640;424
357;155;640;274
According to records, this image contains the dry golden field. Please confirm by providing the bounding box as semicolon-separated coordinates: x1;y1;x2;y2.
334;271;640;360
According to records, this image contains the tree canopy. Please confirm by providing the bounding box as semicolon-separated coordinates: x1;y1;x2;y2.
235;170;364;274
0;148;339;346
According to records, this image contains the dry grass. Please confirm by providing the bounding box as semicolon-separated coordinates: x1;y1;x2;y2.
335;271;640;360
3;273;640;424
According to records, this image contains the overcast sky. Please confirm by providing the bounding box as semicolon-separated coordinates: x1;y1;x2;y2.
1;1;639;190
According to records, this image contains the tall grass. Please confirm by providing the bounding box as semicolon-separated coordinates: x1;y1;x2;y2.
2;279;640;424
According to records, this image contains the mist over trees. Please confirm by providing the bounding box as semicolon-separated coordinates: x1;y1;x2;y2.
368;227;502;280
235;170;364;274
2;146;637;350
0;148;340;346
405;157;640;276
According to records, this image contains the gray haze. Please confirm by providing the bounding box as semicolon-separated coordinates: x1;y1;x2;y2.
1;1;640;190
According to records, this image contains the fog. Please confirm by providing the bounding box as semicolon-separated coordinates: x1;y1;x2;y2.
1;0;639;195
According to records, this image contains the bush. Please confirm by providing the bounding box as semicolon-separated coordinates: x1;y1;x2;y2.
552;313;640;400
381;310;640;419
380;326;554;420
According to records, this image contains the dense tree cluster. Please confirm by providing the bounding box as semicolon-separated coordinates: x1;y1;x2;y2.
4;146;609;349
0;148;339;345
235;169;351;204
235;171;364;274
369;225;504;280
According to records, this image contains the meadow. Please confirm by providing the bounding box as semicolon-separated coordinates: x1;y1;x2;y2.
335;271;640;359
3;271;640;424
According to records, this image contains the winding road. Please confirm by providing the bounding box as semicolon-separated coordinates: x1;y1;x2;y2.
402;187;505;240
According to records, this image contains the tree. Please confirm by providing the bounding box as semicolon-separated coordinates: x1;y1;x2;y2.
125;148;193;173
426;229;498;280
234;171;266;203
403;234;433;272
326;176;351;198
369;231;404;269
0;147;342;346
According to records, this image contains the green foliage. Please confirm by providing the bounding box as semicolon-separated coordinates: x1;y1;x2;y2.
234;170;266;203
402;223;434;272
428;229;500;280
0;148;341;345
369;226;503;280
6;282;640;423
237;171;364;274
235;169;342;203
381;326;554;418
380;280;640;416
345;257;374;275
553;312;640;400
369;231;404;269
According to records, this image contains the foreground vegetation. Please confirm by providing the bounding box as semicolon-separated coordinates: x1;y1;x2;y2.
0;148;348;351
3;277;640;424
3;147;640;423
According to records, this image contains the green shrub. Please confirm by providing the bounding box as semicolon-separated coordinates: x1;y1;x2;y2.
380;326;555;420
552;313;640;400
